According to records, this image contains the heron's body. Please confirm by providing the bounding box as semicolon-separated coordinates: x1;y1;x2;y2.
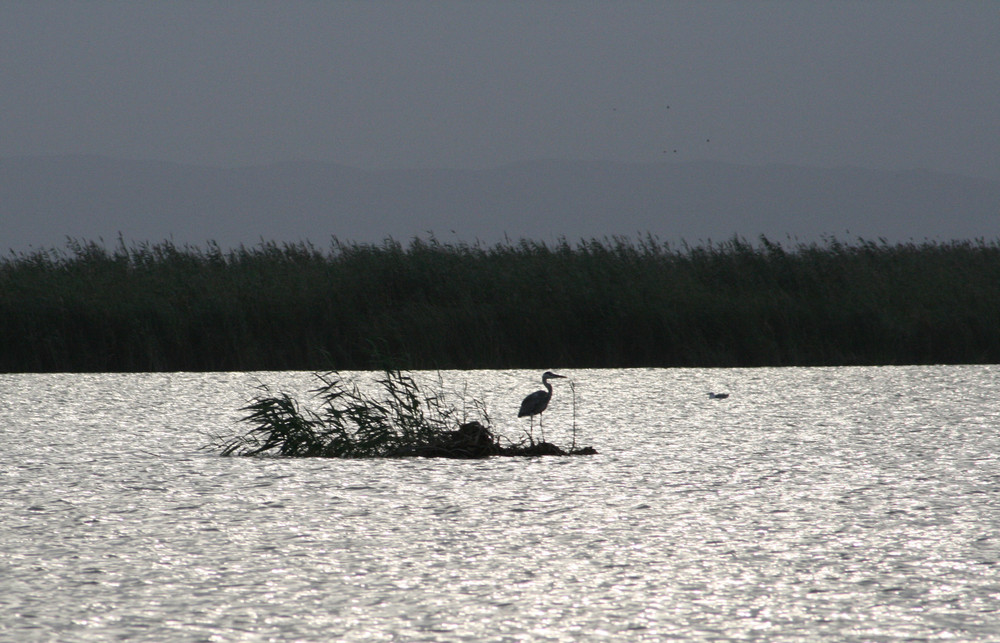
518;371;566;442
518;389;552;418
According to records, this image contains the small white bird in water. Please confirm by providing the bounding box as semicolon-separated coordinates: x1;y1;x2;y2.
518;371;566;442
708;392;729;399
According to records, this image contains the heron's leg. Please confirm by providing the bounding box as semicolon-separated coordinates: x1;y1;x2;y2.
539;413;545;443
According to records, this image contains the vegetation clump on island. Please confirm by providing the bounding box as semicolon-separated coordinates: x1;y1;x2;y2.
215;369;596;459
3;235;1000;372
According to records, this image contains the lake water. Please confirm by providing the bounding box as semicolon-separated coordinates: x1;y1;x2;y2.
2;366;1000;641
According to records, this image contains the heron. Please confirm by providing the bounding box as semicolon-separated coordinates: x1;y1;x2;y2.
518;371;566;443
708;392;729;399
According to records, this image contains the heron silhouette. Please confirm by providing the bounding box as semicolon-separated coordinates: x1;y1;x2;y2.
518;371;566;443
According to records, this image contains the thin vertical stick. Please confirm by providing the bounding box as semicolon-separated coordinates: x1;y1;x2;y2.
570;380;578;451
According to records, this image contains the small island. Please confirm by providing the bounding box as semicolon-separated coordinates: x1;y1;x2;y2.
215;370;596;459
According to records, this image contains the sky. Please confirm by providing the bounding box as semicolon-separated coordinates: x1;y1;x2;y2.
2;1;999;181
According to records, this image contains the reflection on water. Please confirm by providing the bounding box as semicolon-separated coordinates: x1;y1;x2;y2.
2;366;1000;641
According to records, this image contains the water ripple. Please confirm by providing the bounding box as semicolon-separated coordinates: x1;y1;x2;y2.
2;367;1000;640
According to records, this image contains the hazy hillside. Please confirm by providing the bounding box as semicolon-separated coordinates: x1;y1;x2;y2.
2;155;998;252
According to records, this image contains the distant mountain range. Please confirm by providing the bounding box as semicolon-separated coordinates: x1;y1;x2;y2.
3;155;998;252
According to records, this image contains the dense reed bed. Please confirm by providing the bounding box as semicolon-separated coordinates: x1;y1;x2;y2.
2;235;999;372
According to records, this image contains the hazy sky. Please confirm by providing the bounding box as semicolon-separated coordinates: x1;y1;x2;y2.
3;2;999;180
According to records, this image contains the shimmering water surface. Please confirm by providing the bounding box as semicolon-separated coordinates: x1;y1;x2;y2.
2;366;1000;641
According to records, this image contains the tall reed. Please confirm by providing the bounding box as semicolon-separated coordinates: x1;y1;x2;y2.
3;235;1000;371
219;370;470;458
